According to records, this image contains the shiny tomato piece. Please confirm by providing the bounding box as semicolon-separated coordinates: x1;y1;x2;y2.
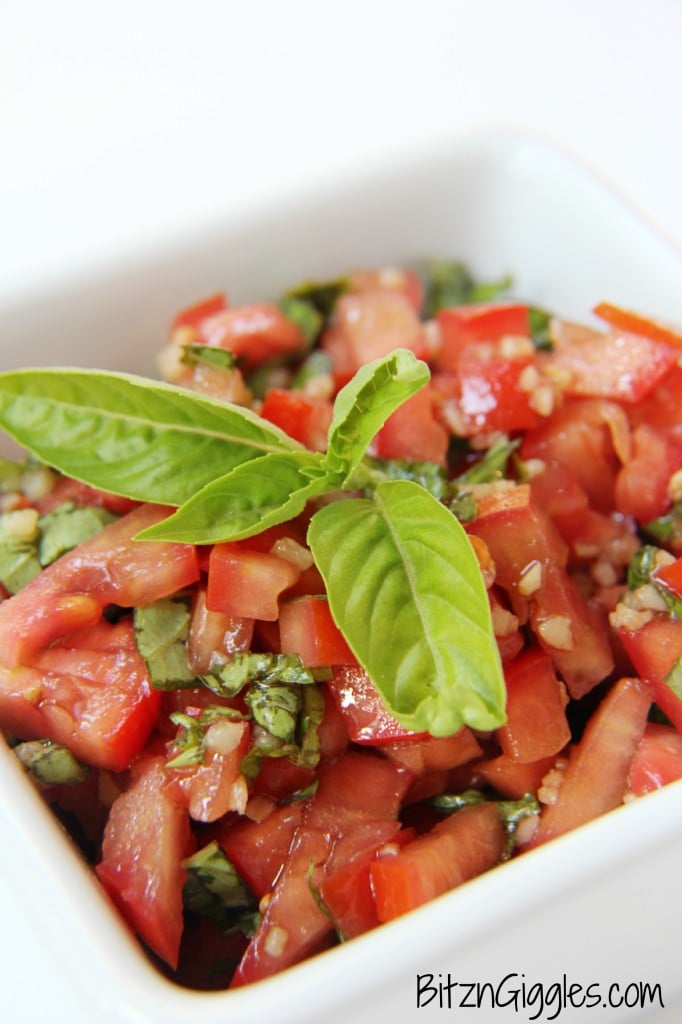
628;722;682;796
375;384;449;464
469;484;613;698
521;398;629;514
326;665;426;745
618;615;682;731
165;718;250;823
187;588;254;674
615;424;682;523
249;756;316;802
434;302;530;372
198;302;305;369
260;388;333;452
96;755;190;969
497;647;570;763
654;555;682;599
627;363;682;438
0;503;199;670
382;728;482;775
232;752;409;985
476;752;556;800
544;318;677;403
206;542;301;621
279;595;356;667
370;802;507;922
171;292;228;331
318;848;380;939
526;676;651;849
593;302;682;350
321;290;426;377
433;357;539;436
0;619;161;771
217;802;303;899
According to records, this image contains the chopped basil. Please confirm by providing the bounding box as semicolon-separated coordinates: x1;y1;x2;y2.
183;841;258;935
180;344;236;371
203;651;316;699
279;296;324;350
664;657;682;701
627;545;682;618
0;524;41;593
528;306;554;351
38;501;117;566
455;436;520;485
240;684;324;781
421;259;512;317
644;502;682;548
14;738;89;785
166;705;247;768
134;598;197;690
282;275;349;319
431;789;539;856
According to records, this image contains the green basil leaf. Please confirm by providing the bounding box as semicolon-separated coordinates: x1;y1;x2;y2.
0;369;299;505
324;350;430;483
14;738;89;785
137;450;331;544
308;479;505;736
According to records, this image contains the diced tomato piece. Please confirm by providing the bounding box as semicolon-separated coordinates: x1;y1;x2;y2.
206;542;301;621
217;802;303;899
370;802;507;922
654;556;682;599
628;722;682;796
316;684;351;759
382;728;482;775
347;267;424;312
434;302;530;372
627;363;682;439
318;848;380;939
0;504;200;670
250;756;317;802
432;357;540;436
231;752;409;985
497;647;570;763
469;484;613;698
375;384;449;464
198;302;305;369
326;665;426;745
618;615;682;731
593;302;682;350
0;619;161;771
260;388;333;452
526;676;651;849
476;752;556;800
615;425;682;523
187;588;254;674
171;292;228;331
321;291;426;377
543;318;678;403
96;755;190;969
165;718;250;822
279;595;357;668
529;461;590;523
521;398;630;514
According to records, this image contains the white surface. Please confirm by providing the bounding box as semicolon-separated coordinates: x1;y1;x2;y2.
2;3;682;1023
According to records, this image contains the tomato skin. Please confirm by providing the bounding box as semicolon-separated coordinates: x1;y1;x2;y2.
217;802;303;899
326;665;427;745
96;755;190;969
542;318;677;403
375;385;449;465
198;302;305;369
433;358;540;436
497;647;570;763
279;596;357;668
618;616;682;731
628;722;682;796
0;504;200;670
260;389;333;452
476;752;556;800
206;542;301;621
434;302;530;372
0;619;162;771
370;802;507;922
526;676;651;849
615;424;682;523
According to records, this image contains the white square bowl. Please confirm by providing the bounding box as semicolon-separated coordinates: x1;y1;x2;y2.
1;130;681;1023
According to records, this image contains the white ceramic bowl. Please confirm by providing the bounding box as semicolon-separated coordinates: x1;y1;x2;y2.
1;131;681;1024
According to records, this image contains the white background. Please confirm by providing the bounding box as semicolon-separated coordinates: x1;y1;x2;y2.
1;1;681;1021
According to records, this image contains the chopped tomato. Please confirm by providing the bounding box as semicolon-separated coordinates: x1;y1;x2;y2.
347;267;424;312
0;504;200;669
206;542;301;621
217;802;303;899
96;755;190;969
615;424;682;523
433;357;540;436
618;615;682;731
321;290;426;378
260;388;333;452
654;555;682;599
164;717;250;822
198;302;305;369
34;475;139;516
476;752;556;800
375;384;449;464
0;619;161;771
497;647;570;763
526;676;651;849
326;665;426;745
279;595;357;668
382;728;482;775
171;292;228;331
628;722;682;796
187;588;254;674
434;302;530;372
370;802;507;922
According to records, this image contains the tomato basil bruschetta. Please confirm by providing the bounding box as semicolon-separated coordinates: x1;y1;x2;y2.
0;260;681;989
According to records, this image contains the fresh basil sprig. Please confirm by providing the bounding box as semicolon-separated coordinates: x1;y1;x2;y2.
0;350;506;736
